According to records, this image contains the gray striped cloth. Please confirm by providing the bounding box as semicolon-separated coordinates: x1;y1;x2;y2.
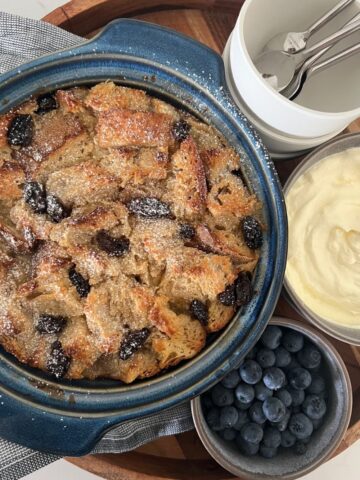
0;12;194;480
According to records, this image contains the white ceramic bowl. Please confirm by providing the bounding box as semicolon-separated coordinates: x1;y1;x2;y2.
223;35;343;158
191;317;352;480
224;0;360;155
284;133;360;345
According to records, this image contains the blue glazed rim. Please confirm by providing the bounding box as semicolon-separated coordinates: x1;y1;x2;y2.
0;19;287;456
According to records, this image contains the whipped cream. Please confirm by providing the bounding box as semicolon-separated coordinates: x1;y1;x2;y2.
286;147;360;328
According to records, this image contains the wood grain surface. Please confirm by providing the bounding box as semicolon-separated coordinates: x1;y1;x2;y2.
43;1;360;479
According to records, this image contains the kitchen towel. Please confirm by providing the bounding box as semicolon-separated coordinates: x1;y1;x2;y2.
0;12;194;480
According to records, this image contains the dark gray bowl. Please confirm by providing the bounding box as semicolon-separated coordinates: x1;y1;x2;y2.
191;317;352;480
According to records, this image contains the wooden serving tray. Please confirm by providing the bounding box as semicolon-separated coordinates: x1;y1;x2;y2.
43;1;360;479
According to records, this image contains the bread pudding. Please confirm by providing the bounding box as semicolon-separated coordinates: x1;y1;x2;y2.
0;82;262;382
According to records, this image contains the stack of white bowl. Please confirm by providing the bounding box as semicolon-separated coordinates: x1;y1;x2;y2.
223;0;360;158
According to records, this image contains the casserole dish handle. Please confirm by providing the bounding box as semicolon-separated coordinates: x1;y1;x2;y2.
79;18;227;91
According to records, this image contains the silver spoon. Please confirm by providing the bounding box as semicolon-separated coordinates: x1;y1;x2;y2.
281;12;360;99
255;18;360;91
265;0;355;54
284;41;360;100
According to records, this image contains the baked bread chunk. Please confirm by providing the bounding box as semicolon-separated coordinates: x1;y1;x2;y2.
0;82;262;382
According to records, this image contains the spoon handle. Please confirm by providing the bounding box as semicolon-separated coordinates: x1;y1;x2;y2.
304;18;360;57
307;41;360;77
301;12;360;76
306;0;355;38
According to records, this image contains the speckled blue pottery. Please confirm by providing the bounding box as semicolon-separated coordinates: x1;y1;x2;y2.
0;19;287;456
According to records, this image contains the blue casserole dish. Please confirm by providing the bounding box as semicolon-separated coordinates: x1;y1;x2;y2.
0;19;287;456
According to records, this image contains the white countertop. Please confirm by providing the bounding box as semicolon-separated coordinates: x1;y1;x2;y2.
0;1;359;479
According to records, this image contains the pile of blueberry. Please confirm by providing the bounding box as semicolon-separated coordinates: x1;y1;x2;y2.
202;325;328;459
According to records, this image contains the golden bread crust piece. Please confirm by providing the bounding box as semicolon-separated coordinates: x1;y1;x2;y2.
95;109;173;148
164;136;207;220
85;82;151;112
0;81;262;382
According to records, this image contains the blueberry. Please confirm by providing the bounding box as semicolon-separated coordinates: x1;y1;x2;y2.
297;344;322;370
233;410;249;431
249;402;267;425
246;346;258;360
235;383;255;404
294;441;308;455
127;197;172;219
201;394;213;412
46;194;70;223
218;285;236;307
262;397;286;422
236;436;259;455
281;430;296;448
241;216;263;250
259;445;278;459
172;120;191;141
7;114;34;147
189;299;209;326
221;428;237;442
35;92;58;115
179;223;195;240
256;348;276;368
211;384;234;407
288;388;305;407
289;413;314;440
96;230;130;257
235;272;253;306
307;375;326;395
282;330;304;353
261;326;282;350
206;408;222;431
286;357;301;371
235;399;252;410
274;346;292;368
274;389;292;408
239;360;262;385
24;181;47;214
271;409;290;432
119;328;150;360
288;368;312;390
255;382;273;401
263;367;286;391
240;422;264;444
46;340;70;379
220;406;239;429
302;395;327;420
36;314;67;334
221;370;240;389
69;266;90;298
262;426;281;448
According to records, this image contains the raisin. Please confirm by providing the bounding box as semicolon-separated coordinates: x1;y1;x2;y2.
127;197;172;219
36;314;67;334
96;230;130;257
69;266;90;298
235;272;253;306
47;340;70;378
35;93;58;115
190;299;208;325
218;284;236;307
7;114;34;147
179;223;195;239
172;120;191;141
46;194;70;223
241;216;263;250
119;328;150;360
23;181;47;214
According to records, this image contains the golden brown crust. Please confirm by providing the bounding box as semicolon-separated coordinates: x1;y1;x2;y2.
0;82;261;382
95;109;173;148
